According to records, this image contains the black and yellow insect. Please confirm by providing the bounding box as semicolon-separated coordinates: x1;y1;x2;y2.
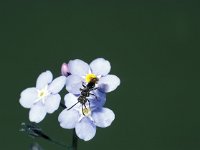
67;78;99;115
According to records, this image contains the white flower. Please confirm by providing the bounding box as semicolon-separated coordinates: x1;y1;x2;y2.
19;70;66;123
65;58;120;95
58;93;115;141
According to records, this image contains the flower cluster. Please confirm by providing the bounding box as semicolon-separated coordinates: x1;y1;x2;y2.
19;58;120;141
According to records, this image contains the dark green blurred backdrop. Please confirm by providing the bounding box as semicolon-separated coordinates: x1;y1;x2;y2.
1;1;200;150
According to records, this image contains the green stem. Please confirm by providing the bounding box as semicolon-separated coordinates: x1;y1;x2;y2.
72;129;78;150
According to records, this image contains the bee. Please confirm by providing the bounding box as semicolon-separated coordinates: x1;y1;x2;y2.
67;78;99;115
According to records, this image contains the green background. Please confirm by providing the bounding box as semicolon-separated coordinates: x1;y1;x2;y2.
1;1;200;150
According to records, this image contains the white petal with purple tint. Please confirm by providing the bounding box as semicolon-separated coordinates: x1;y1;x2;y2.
98;75;120;93
58;109;79;129
65;75;83;94
44;94;61;113
68;59;89;76
19;87;38;108
48;76;66;94
92;108;115;128
36;71;53;90
29;102;47;123
64;93;80;109
89;90;106;108
90;58;111;76
75;117;96;141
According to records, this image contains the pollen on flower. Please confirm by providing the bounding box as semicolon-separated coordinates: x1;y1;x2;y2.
38;89;48;98
39;91;44;97
35;86;50;104
85;74;97;83
82;107;91;116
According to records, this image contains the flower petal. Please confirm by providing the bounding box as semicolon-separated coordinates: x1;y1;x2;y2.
48;76;66;94
92;108;115;128
90;58;111;76
68;59;89;76
58;109;79;129
75;117;96;141
98;75;120;93
89;90;106;108
36;71;53;90
29;102;46;123
66;75;83;94
64;93;80;109
44;94;61;113
19;88;38;108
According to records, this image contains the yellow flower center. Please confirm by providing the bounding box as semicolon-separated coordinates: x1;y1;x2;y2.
82;107;91;116
38;88;48;98
85;74;97;83
39;91;45;97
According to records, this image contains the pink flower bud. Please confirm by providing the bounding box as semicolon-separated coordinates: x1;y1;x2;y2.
61;63;70;76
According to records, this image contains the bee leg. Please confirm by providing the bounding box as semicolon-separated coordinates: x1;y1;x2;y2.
82;82;86;88
82;105;85;116
93;87;98;90
84;104;87;109
90;93;98;100
88;100;91;108
89;87;98;91
67;101;79;110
